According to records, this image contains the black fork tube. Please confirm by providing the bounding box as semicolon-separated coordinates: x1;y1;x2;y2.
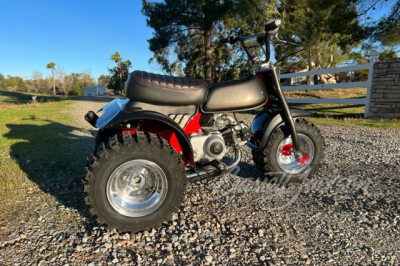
270;67;302;158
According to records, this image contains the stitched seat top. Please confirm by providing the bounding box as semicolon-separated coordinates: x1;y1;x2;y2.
131;70;208;91
125;70;209;106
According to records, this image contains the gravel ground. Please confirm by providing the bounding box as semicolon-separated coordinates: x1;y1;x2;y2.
1;98;399;265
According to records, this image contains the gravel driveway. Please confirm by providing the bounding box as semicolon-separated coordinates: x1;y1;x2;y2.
1;97;399;265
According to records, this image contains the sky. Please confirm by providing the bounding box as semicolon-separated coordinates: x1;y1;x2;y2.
0;0;157;80
0;0;394;81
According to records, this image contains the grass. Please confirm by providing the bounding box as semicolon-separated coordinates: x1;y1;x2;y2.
283;87;367;99
0;90;62;107
283;88;400;128
0;90;94;224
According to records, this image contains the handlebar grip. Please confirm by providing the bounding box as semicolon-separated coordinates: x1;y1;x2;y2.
220;37;229;44
265;18;282;34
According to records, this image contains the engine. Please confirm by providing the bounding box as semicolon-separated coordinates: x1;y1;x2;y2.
190;131;226;163
190;113;251;164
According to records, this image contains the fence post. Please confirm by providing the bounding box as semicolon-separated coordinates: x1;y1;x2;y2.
364;50;379;118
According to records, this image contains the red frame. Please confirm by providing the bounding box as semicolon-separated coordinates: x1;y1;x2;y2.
184;113;202;135
121;113;202;164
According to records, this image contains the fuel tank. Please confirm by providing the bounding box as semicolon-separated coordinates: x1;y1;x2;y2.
202;75;268;113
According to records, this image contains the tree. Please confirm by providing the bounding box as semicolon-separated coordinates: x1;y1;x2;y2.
68;71;96;96
31;71;44;93
110;52;123;95
360;0;400;44
274;0;365;83
5;75;27;92
142;0;242;83
46;62;56;95
0;73;6;90
372;20;400;54
45;76;54;94
124;60;132;77
68;73;83;96
142;0;275;82
171;25;250;83
98;75;110;87
55;67;73;96
80;69;95;87
351;1;399;62
107;61;131;95
379;49;399;61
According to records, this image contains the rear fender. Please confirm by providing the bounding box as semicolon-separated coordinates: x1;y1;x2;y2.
250;108;312;150
95;98;194;164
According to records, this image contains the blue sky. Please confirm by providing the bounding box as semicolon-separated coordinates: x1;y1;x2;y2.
0;0;157;80
0;1;394;81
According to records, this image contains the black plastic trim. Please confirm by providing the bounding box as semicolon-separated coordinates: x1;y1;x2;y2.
251;108;312;150
125;101;197;128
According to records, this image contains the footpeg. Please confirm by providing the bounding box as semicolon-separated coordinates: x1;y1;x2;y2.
211;160;228;176
187;148;241;179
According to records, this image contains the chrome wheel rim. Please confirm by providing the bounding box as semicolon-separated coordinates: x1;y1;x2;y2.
106;159;168;217
276;133;315;174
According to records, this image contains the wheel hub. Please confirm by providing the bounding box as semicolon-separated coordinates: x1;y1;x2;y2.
106;160;168;217
276;134;314;174
281;143;293;156
132;176;141;184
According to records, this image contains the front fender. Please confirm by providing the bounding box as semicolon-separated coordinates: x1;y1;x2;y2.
250;108;312;150
93;98;194;163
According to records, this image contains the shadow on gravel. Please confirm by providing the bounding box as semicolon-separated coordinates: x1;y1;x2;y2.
4;118;96;222
235;161;265;179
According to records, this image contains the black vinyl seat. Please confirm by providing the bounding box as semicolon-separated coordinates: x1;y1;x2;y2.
125;70;209;106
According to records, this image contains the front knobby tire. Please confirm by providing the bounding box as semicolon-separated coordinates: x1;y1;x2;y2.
84;131;186;233
252;118;324;183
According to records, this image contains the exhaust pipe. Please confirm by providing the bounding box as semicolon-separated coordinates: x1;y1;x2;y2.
187;147;241;179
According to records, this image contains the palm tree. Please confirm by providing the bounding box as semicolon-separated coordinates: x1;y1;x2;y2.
123;60;132;76
46;62;56;95
110;52;122;95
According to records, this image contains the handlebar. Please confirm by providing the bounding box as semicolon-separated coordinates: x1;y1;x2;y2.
220;35;244;44
220;37;229;44
220;18;282;66
243;33;266;48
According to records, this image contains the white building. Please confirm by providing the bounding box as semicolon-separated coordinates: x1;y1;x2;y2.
84;86;106;96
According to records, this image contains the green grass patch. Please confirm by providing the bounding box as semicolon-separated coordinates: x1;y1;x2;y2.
291;103;400;128
283;87;367;99
0;90;63;107
0;91;94;220
284;88;400;128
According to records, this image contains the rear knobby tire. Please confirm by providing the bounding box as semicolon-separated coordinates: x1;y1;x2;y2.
93;128;119;154
84;131;186;233
252;118;324;183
